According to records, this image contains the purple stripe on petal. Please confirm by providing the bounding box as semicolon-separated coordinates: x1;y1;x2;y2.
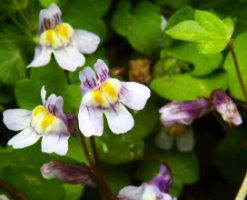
94;59;109;83
79;67;98;92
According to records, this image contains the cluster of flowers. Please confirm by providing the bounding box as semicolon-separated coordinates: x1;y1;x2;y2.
2;3;243;200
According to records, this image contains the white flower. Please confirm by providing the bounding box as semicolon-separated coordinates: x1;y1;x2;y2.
78;59;151;136
3;87;73;155
27;3;100;71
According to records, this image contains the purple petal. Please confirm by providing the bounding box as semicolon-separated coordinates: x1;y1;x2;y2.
41;133;69;155
3;109;32;131
94;59;109;83
159;98;210;126
53;46;85;71
39;3;61;32
79;67;98;92
41;161;96;187
104;103;134;134
73;30;100;54
120;82;151;110
27;46;52;68
8;127;40;148
212;89;242;125
150;165;172;193
78;104;104;137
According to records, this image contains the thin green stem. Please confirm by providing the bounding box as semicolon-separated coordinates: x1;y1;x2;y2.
227;42;247;102
0;179;30;200
235;172;247;200
78;133;94;167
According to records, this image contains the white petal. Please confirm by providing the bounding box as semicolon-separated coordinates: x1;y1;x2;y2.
176;127;194;152
118;185;144;200
8;127;40;148
94;59;109;83
3;109;32;131
53;46;85;71
41;134;69;155
73;30;100;54
27;46;52;68
120;82;151;110
154;130;174;150
104;104;134;134
78;104;103;137
41;86;47;105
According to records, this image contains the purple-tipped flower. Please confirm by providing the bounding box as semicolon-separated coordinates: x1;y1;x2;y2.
117;165;176;200
27;3;100;71
41;161;95;187
3;86;74;155
78;59;151;136
159;98;210;127
212;89;242;125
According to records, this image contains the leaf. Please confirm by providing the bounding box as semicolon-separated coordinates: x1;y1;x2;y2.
150;72;227;100
2;166;65;200
112;1;163;54
63;184;84;200
0;35;26;84
15;61;68;110
166;10;234;54
161;43;223;76
224;33;247;101
39;0;60;7
62;0;112;40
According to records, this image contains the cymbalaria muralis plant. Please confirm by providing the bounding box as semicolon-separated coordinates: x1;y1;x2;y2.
1;1;247;200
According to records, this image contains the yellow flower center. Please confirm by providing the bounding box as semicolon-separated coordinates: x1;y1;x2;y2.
31;105;67;135
39;23;74;49
83;78;121;108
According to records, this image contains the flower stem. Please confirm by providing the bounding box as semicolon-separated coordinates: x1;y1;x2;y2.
235;172;247;200
79;133;94;167
0;179;30;200
90;137;99;167
227;42;247;102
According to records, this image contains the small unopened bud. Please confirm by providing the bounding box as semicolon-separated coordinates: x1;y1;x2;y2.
41;161;95;187
212;89;242;126
159;98;210;126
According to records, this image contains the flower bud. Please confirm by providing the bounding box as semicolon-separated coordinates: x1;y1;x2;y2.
212;89;242;125
41;161;95;187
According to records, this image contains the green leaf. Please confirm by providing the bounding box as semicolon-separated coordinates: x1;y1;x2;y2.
150;72;227;100
166;6;194;30
62;0;112;40
112;1;163;54
63;184;84;200
224;33;247;101
161;43;223;76
2;166;65;200
0;35;26;84
39;0;60;7
166;20;209;42
166;10;234;54
15;61;68;110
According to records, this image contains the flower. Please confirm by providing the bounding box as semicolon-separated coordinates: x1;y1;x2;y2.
117;165;176;200
3;86;74;155
27;3;100;71
41;161;95;186
212;89;242;125
159;98;211;127
155;124;194;152
78;59;151;136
